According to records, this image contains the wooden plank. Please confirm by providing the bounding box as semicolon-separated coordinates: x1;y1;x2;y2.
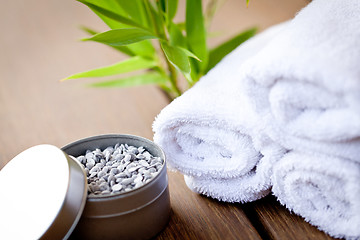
243;196;336;240
156;172;261;240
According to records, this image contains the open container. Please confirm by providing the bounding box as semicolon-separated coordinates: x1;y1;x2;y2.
0;134;170;240
63;134;170;240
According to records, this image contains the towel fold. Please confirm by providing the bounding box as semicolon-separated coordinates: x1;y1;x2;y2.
184;143;285;202
242;0;360;162
272;152;360;239
153;23;288;202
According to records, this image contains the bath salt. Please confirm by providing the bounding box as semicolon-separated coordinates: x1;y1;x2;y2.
72;143;164;196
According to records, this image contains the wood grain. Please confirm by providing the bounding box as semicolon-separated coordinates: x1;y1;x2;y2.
243;196;335;240
156;172;261;240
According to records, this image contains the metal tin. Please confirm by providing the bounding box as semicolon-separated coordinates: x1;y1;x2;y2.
62;134;170;240
0;145;87;240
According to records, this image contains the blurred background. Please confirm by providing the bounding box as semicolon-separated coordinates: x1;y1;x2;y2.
0;0;308;168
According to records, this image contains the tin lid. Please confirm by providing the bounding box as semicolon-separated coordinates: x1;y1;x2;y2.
0;144;87;239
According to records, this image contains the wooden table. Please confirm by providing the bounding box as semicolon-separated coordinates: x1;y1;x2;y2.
0;0;335;239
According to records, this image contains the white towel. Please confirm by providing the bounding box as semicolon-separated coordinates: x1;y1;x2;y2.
272;152;360;239
242;0;360;162
241;0;360;238
153;23;288;202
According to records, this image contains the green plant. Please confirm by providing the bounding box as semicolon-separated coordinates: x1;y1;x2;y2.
62;0;256;100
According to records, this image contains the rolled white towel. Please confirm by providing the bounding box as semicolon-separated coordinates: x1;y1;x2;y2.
185;144;285;203
153;23;288;202
272;152;360;239
242;0;360;162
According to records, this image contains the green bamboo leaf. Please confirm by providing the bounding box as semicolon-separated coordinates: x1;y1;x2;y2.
160;42;190;74
79;25;136;56
166;0;178;21
89;72;167;88
112;46;136;56
169;22;186;47
186;0;208;72
189;60;199;84
82;28;158;47
145;0;165;38
206;27;257;72
78;1;156;58
115;0;148;28
109;0;157;58
177;22;186;31
62;56;157;81
180;48;201;62
124;41;155;58
79;1;156;58
78;0;128;29
159;0;166;12
77;0;150;31
79;25;98;35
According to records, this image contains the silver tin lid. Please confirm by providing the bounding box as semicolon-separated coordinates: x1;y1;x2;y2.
0;144;87;239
